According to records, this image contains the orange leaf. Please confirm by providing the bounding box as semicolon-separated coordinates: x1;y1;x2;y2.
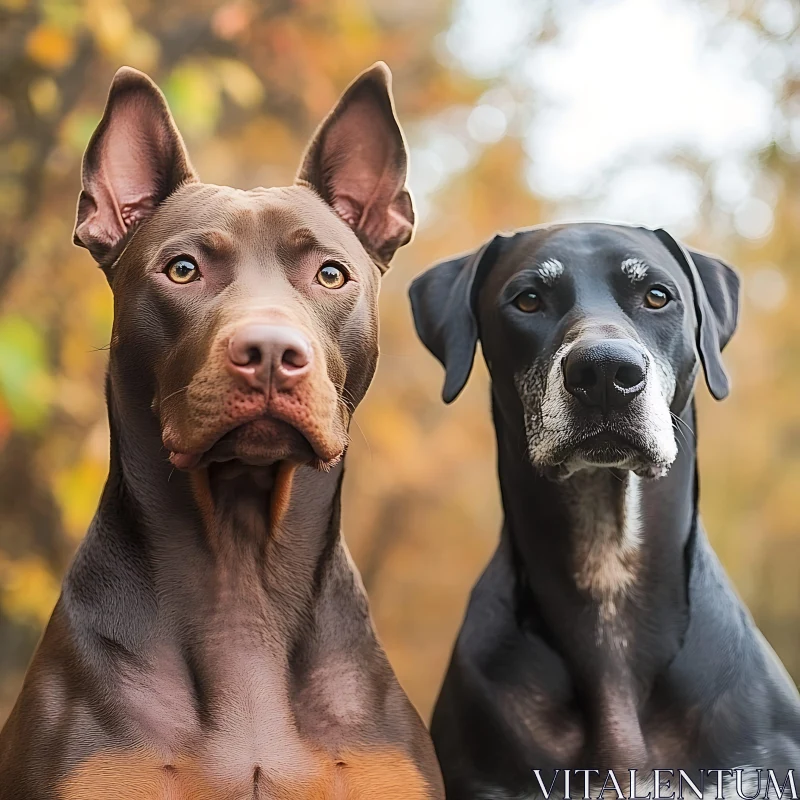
25;24;74;70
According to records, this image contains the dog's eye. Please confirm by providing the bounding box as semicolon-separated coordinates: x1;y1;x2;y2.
316;262;347;290
514;291;542;313
644;286;670;309
166;257;199;284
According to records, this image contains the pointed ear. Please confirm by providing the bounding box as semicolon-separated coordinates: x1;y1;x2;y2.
296;62;414;271
74;67;197;267
652;229;740;401
409;234;509;403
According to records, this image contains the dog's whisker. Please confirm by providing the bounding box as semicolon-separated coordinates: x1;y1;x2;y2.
671;411;696;442
159;385;191;405
340;386;360;411
349;414;372;462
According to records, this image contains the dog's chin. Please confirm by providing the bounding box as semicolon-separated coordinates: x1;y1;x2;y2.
534;431;673;481
200;418;315;468
169;418;341;472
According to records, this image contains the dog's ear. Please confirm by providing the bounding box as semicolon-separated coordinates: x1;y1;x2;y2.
296;62;414;271
687;249;740;352
652;229;740;401
74;67;197;267
409;234;508;403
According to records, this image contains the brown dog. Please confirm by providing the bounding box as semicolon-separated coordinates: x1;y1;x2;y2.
0;65;444;800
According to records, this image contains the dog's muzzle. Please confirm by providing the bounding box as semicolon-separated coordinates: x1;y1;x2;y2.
516;333;678;479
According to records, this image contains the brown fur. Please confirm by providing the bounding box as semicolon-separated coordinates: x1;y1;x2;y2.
0;64;442;800
59;748;430;800
270;462;298;529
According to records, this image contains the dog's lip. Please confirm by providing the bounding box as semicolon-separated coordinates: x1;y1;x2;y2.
549;429;650;465
577;431;640;450
169;450;203;470
200;418;315;467
167;412;343;471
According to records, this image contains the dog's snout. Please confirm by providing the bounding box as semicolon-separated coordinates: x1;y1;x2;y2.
563;339;647;412
227;324;312;390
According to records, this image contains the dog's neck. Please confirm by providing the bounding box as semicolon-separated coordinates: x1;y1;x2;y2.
492;396;699;764
556;468;644;621
493;394;697;684
67;378;347;656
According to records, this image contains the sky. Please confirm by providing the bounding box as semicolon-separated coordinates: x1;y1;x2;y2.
410;0;798;240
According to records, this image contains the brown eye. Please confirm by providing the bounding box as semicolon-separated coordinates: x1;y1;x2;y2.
514;291;542;313
166;257;199;284
644;286;670;309
316;262;347;289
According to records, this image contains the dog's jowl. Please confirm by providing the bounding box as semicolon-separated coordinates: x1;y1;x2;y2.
0;65;444;800
410;224;800;798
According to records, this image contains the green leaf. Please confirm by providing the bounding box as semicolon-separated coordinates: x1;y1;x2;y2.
164;62;222;138
0;315;52;430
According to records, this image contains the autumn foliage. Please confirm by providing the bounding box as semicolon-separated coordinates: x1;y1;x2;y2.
0;0;798;723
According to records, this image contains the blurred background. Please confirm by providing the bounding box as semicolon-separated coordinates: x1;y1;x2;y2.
0;0;798;723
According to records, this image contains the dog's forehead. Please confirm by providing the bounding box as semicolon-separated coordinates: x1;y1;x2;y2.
146;183;374;266
493;224;678;286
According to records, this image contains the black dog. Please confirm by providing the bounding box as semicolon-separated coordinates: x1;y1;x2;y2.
410;223;800;798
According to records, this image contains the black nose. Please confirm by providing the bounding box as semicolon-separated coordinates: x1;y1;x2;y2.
563;339;647;412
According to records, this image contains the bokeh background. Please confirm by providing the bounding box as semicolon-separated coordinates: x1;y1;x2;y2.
0;0;798;724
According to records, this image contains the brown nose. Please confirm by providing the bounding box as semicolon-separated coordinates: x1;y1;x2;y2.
227;324;312;391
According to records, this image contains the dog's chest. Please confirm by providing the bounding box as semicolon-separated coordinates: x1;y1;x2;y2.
485;613;699;769
499;665;700;769
59;628;428;799
58;747;429;800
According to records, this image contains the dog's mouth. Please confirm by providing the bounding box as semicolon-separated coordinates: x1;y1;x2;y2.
570;431;644;467
167;415;343;472
541;426;672;479
200;417;316;468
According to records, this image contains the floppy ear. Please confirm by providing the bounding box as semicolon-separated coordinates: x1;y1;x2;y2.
409;235;508;403
74;67;197;267
296;62;414;270
652;229;740;401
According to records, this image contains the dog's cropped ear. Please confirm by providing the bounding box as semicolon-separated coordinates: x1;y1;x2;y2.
74;67;197;267
296;62;414;271
652;229;740;401
409;235;508;403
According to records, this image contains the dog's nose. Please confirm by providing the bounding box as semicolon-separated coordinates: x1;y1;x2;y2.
563;339;647;412
227;324;312;391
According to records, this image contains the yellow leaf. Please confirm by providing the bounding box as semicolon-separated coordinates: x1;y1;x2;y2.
25;24;75;70
86;0;133;58
28;76;60;117
114;30;161;73
0;555;60;627
54;456;106;542
216;59;264;109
